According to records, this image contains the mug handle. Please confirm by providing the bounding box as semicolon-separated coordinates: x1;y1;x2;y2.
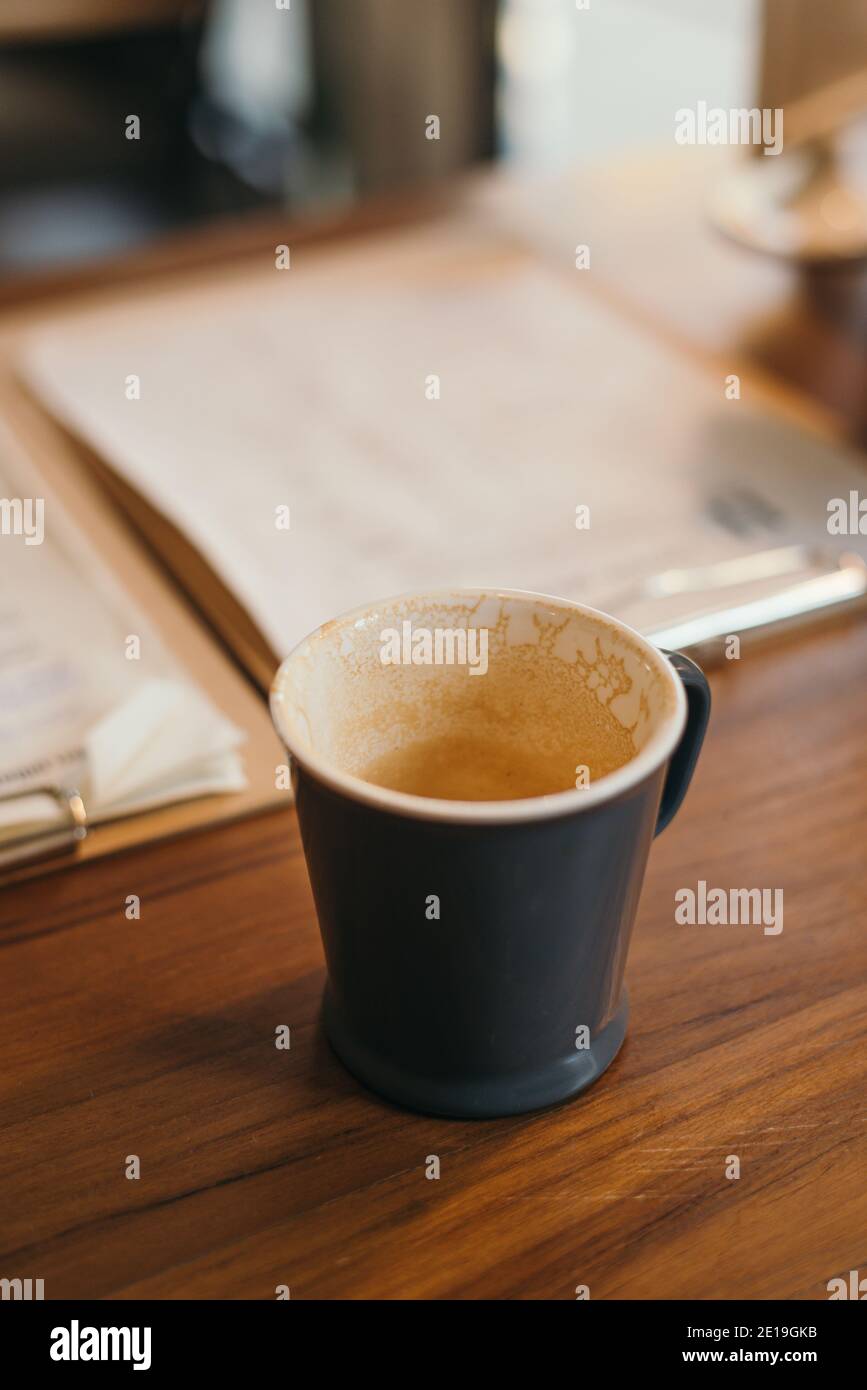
654;651;711;836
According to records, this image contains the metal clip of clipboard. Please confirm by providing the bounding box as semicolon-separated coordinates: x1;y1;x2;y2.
0;785;88;872
646;552;867;662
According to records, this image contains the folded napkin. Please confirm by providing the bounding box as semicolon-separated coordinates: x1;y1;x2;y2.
0;679;247;853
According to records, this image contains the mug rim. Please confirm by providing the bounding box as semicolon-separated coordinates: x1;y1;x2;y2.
269;587;688;825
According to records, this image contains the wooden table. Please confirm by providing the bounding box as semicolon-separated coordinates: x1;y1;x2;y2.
1;173;866;1301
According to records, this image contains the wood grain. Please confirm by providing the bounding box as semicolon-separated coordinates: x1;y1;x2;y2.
1;615;865;1300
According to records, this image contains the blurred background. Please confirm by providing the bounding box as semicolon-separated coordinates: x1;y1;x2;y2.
0;1;865;261
3;1;867;438
0;0;741;267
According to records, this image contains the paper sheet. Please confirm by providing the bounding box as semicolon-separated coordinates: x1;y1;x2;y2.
19;225;867;660
0;425;245;850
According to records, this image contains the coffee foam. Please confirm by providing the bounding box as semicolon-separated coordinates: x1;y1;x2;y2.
273;592;676;787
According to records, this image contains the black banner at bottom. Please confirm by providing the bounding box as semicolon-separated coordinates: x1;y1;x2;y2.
3;1298;861;1374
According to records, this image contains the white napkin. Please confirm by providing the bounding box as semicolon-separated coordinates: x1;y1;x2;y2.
0;679;247;851
86;678;247;817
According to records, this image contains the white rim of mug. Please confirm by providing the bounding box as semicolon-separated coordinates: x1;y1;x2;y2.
269;587;688;825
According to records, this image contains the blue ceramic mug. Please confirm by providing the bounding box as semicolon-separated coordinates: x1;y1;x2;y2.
271;588;710;1118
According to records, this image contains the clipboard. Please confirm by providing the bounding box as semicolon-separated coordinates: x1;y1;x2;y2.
0;364;289;887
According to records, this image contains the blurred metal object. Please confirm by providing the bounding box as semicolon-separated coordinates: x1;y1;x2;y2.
195;0;313;198
710;132;867;263
710;0;867;262
0;783;88;871
640;544;814;599
599;544;813;614
647;552;867;661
